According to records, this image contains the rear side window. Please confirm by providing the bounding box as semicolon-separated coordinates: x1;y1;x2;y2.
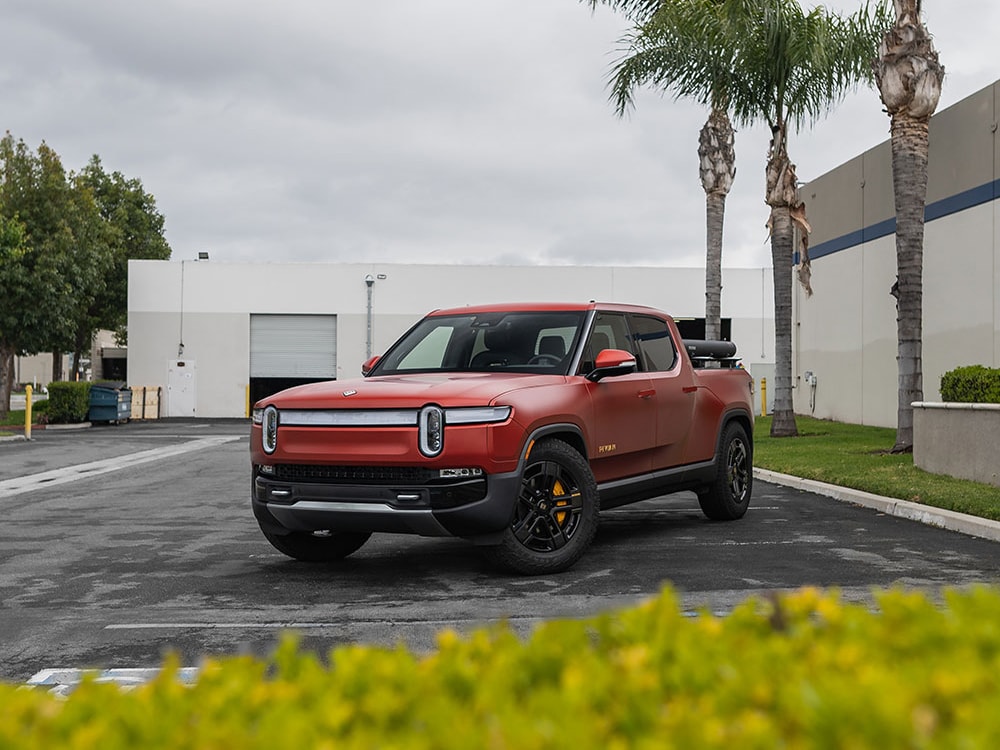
630;314;677;372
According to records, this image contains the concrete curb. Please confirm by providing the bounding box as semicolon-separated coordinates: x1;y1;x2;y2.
1;422;93;438
755;468;1000;543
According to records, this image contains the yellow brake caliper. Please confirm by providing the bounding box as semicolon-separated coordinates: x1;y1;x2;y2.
553;480;569;525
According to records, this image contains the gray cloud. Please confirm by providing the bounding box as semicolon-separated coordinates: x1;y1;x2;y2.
3;0;996;271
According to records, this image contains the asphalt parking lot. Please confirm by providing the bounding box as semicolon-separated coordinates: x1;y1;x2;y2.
3;418;1000;685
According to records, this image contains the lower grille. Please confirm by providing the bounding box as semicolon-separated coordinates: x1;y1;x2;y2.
271;464;438;484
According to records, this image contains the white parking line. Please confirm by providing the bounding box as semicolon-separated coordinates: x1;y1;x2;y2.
104;617;547;630
27;667;200;697
0;437;240;499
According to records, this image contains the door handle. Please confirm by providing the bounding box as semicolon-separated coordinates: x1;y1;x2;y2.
637;389;655;399
682;386;699;393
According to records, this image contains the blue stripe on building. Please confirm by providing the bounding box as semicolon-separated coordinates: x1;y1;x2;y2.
807;178;1000;260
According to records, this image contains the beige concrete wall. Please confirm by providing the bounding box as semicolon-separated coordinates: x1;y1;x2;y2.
926;83;995;205
796;79;1000;428
914;403;1000;487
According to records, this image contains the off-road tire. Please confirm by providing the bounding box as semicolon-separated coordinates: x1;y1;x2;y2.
483;438;599;575
697;421;752;520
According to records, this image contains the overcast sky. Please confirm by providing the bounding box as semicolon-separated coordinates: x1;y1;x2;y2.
4;1;998;269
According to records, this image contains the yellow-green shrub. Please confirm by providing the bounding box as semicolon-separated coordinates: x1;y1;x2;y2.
4;586;1000;748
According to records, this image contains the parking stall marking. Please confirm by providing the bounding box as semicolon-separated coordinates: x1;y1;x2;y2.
0;436;240;499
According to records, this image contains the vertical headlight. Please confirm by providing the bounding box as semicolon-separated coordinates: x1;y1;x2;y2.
419;405;444;457
262;405;279;454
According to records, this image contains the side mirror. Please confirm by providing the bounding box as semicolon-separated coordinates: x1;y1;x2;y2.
586;349;637;382
361;355;380;376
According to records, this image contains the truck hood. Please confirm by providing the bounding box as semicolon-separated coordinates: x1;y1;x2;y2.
260;373;568;410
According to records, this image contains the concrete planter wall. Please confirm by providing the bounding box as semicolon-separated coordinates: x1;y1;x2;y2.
913;402;1000;488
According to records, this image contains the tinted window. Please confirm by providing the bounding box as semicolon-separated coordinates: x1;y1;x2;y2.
630;314;677;372
372;311;586;375
579;312;636;374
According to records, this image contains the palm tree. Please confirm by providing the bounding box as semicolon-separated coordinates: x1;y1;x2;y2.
606;0;738;341
600;0;887;437
735;1;891;436
873;0;943;453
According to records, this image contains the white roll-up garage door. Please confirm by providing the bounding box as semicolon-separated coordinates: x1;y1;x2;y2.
250;314;337;378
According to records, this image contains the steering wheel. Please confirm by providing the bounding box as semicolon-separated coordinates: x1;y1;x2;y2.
527;354;562;366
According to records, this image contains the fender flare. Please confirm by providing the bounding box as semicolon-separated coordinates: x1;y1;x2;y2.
519;422;588;467
714;408;755;461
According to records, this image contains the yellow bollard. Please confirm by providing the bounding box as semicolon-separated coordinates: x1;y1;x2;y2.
25;384;32;440
760;377;767;416
245;384;251;418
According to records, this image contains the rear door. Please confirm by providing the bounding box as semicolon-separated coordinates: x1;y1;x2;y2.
629;313;698;468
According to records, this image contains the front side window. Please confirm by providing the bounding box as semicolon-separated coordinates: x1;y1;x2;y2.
371;311;586;376
579;312;636;373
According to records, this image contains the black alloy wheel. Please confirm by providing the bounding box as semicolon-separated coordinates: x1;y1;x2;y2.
484;438;599;575
698;421;752;521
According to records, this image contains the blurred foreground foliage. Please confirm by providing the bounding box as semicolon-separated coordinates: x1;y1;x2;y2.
4;585;1000;748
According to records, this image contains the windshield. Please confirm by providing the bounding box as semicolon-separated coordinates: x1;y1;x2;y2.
370;311;587;376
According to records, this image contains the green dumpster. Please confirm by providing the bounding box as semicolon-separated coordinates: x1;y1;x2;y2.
88;381;132;423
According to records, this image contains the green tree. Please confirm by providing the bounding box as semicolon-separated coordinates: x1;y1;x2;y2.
874;0;943;453
74;156;171;345
0;133;78;412
605;0;739;342
1;135;171;408
59;175;116;380
0;216;30;416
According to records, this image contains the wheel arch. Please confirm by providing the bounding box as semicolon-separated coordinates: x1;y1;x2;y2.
717;408;754;458
522;422;588;464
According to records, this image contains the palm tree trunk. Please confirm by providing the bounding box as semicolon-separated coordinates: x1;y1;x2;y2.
704;192;725;341
699;108;735;342
765;123;800;437
874;0;943;453
890;114;928;452
769;206;798;437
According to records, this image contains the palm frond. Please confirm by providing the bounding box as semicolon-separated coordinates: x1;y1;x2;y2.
608;0;738;116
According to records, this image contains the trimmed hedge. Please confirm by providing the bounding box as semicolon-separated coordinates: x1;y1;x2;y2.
5;586;1000;748
940;365;1000;403
44;381;91;423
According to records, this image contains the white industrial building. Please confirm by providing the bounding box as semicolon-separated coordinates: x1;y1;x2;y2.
795;79;1000;426
127;261;776;419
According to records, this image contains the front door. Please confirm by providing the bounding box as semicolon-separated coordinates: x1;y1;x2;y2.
582;312;656;481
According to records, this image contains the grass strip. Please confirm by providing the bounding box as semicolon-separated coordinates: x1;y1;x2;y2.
754;415;1000;521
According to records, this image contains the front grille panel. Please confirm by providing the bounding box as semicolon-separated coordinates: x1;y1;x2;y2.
271;464;439;484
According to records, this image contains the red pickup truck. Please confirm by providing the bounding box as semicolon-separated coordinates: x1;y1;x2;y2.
251;302;754;574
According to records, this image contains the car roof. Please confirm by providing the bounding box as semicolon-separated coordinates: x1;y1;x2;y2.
425;301;668;317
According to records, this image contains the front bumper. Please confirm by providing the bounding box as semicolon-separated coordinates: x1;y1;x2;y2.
252;468;522;540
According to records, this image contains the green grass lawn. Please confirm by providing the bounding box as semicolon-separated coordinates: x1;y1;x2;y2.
0;408;39;428
754;415;1000;521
